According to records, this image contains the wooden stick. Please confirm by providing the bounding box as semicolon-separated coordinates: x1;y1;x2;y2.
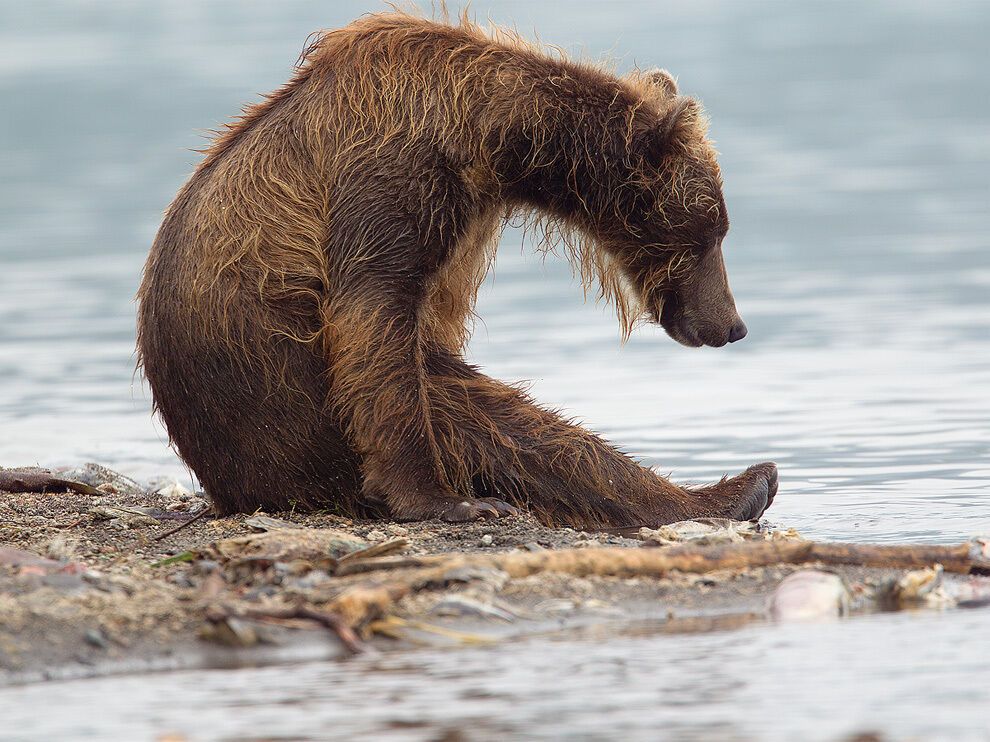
807;542;982;574
328;539;990;581
244;606;366;654
336;538;408;566
0;470;99;496
153;506;212;541
335;556;433;576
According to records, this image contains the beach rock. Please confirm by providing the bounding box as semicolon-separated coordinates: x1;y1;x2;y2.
0;545;87;577
153;480;194;500
57;464;144;496
244;514;301;532
432;596;516;622
768;570;850;621
84;628;109;649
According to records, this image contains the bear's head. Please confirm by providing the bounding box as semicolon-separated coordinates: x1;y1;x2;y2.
608;70;747;348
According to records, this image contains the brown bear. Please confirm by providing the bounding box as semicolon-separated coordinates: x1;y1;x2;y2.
136;11;778;527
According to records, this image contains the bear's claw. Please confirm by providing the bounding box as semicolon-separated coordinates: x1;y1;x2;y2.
441;498;520;522
478;497;521;517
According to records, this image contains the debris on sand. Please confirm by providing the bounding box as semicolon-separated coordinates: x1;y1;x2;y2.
637;518;801;546
875;564;990;610
1;463;989;684
203;528;375;565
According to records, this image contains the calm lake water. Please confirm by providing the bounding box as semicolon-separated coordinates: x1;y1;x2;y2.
1;1;988;740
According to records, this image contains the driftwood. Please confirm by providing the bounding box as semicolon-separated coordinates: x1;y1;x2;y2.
335;539;990;581
243;605;367;655
0;469;99;496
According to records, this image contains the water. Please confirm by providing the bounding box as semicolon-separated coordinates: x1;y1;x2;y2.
4;609;990;741
1;1;988;739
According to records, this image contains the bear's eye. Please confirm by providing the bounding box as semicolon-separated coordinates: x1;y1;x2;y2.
705;223;729;249
697;227;726;256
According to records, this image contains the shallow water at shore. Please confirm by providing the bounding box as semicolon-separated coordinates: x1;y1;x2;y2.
5;608;990;741
1;1;988;738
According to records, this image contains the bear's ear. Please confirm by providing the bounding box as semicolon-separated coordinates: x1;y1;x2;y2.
645;68;679;98
634;97;695;166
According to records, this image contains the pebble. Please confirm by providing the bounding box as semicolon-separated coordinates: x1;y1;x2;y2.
386;524;409;537
194;559;220;575
168;573;195;589
84;628;109;649
154;480;194;501
207;617;259;647
366;529;387;542
165;501;191;512
480;534;494;547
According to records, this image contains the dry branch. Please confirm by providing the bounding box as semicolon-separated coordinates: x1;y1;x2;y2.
332;539;990;583
0;469;99;496
153;506;212;541
243;605;367;654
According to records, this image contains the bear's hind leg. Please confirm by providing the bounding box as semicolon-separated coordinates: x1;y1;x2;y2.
423;348;777;528
689;462;778;521
422;348;671;527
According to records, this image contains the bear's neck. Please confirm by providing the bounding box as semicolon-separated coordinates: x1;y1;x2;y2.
477;58;640;231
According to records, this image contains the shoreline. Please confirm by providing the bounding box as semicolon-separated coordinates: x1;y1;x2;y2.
2;466;988;687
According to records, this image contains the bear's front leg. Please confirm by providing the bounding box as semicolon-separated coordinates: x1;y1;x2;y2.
326;295;518;522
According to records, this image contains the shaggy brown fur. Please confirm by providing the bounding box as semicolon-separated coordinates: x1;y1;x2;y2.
137;11;777;526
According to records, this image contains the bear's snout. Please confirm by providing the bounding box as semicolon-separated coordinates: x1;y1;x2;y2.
728;319;748;343
665;242;747;349
693;314;745;348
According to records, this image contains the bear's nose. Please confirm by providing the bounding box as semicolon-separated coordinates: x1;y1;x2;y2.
728;319;748;343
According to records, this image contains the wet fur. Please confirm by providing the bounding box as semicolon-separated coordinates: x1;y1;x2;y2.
137;11;766;527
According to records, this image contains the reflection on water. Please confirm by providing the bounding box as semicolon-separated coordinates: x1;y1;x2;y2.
4;608;990;741
0;1;988;737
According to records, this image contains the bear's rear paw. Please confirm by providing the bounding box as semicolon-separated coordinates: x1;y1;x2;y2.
714;461;778;521
441;498;520;522
478;497;521;517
